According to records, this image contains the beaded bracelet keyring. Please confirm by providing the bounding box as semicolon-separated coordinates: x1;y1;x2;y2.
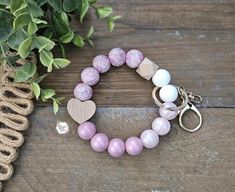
67;48;203;158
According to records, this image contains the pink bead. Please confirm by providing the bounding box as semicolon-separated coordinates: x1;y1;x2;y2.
81;67;100;86
74;83;93;101
140;129;159;149
125;137;143;156
152;117;171;136
126;49;144;68
92;55;111;73
159;102;179;120
108;48;126;67
90;133;109;152
108;138;125;158
77;122;96;140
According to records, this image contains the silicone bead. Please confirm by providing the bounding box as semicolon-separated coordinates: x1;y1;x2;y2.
81;67;100;86
152;69;171;87
92;55;111;73
152;117;171;136
159;84;178;103
108;138;125;158
125;137;143;156
140;129;159;149
77;122;96;140
108;48;126;67
159;102;179;120
74;83;93;101
126;49;144;68
90;133;109;152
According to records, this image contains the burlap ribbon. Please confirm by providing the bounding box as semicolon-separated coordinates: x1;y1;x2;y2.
0;53;35;190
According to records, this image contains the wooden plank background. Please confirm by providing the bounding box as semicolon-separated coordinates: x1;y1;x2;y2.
4;0;235;191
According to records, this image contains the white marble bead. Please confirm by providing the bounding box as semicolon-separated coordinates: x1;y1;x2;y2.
152;69;171;87
140;129;159;149
152;117;171;136
159;84;178;102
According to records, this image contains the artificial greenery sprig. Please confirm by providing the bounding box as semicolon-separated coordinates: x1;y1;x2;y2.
0;0;120;113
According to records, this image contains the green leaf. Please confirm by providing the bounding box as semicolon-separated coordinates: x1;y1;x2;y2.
48;0;62;12
42;89;55;99
28;0;44;17
14;62;37;82
80;0;89;23
52;12;70;36
59;30;74;43
10;0;24;13
0;0;10;5
18;37;32;58
32;18;47;24
0;9;13;43
33;74;48;83
39;50;53;67
107;19;114;32
73;34;85;48
13;1;28;16
13;13;31;30
87;39;94;47
53;99;59;114
63;0;79;12
28;22;38;35
31;82;40;99
110;15;122;21
35;36;55;51
47;62;53;72
96;6;113;19
86;26;94;39
53;58;70;68
88;0;96;4
6;54;21;66
7;29;29;50
36;0;47;6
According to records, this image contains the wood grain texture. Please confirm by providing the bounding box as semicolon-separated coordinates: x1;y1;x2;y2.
4;107;235;192
39;31;235;108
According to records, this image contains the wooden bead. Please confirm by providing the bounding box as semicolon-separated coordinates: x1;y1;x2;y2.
67;98;96;124
136;57;159;80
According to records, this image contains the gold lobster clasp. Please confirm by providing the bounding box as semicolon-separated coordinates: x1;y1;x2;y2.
178;87;203;132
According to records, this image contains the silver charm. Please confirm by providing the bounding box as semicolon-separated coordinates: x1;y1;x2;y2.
56;121;69;134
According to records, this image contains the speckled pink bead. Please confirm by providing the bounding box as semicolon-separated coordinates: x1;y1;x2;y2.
108;48;126;67
77;122;96;140
125;137;143;156
152;117;171;136
74;83;93;101
92;55;111;73
126;49;144;68
90;133;109;152
108;138;125;158
81;67;100;86
159;102;179;120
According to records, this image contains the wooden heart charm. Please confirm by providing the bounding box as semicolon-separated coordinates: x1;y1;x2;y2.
67;98;96;124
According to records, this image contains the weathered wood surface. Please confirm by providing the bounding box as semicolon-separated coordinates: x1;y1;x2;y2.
4;0;235;191
5;108;235;192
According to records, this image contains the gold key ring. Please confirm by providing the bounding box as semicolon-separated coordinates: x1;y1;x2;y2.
152;86;203;132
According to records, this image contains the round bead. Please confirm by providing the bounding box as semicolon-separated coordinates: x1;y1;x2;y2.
159;102;179;120
92;55;111;73
159;84;178;103
74;83;93;101
108;48;126;67
126;49;144;68
81;67;100;86
140;129;159;149
108;138;125;158
152;69;171;87
125;137;143;156
152;117;171;136
90;133;109;152
77;121;96;140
